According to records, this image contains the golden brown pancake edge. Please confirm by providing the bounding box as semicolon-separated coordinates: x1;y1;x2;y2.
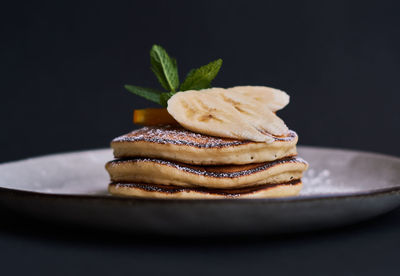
108;180;303;199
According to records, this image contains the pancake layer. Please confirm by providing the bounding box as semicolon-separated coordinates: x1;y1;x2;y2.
111;126;298;165
106;157;308;189
109;180;302;199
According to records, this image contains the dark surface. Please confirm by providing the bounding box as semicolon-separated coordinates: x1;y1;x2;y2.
0;207;400;275
1;1;400;275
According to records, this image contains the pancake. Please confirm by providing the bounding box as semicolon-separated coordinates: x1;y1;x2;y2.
105;157;308;189
108;180;303;199
111;126;298;165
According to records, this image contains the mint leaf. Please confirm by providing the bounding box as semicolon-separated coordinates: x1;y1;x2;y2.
124;85;163;105
150;45;179;92
159;92;175;107
180;59;223;91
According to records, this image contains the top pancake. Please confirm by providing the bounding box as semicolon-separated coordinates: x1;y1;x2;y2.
111;125;298;165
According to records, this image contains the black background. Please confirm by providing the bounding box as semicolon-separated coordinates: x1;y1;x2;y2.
2;0;400;163
1;1;400;275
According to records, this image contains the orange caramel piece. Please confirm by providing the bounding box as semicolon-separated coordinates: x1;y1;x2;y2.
133;108;179;126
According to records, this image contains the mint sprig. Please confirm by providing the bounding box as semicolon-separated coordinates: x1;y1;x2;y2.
180;59;223;91
124;85;163;105
150;45;180;92
159;92;175;107
125;44;222;107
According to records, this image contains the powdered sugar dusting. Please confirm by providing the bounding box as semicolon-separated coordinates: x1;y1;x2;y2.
112;126;296;148
300;168;347;195
302;169;332;192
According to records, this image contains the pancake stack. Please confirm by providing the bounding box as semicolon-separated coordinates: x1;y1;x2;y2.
106;125;308;199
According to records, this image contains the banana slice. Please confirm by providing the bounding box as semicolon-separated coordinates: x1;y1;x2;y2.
228;86;289;112
167;87;290;143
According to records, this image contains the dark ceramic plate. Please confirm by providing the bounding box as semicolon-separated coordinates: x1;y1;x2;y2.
0;146;399;235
